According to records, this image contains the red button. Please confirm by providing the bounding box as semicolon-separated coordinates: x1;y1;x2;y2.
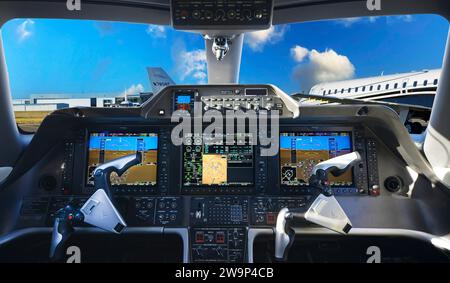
195;232;204;243
267;213;276;225
215;232;225;244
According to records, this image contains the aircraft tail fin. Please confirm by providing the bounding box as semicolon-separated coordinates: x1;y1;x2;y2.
147;67;176;94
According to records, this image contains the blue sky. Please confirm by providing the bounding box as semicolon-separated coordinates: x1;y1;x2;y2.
1;14;448;98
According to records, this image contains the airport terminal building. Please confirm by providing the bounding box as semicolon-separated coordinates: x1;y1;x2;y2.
12;92;153;111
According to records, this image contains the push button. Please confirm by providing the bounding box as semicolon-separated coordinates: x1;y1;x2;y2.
266;213;276;225
215;232;225;244
195;231;205;243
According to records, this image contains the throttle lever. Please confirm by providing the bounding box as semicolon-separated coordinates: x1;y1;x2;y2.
49;205;83;261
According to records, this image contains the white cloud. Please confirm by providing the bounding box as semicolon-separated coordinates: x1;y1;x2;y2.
368;16;378;23
336;17;379;27
17;19;35;42
146;25;166;38
291;46;355;92
121;84;144;97
177;49;207;83
245;25;287;52
337;17;363;27
386;15;415;25
291;45;309;63
337;15;413;27
193;71;207;80
396;15;414;22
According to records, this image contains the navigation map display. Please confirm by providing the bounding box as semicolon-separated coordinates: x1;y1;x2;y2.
86;133;158;186
182;134;254;187
280;132;353;187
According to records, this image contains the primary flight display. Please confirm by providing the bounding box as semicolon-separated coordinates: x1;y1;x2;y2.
86;132;158;186
280;132;353;187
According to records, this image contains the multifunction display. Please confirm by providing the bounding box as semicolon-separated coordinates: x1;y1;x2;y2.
183;134;254;187
86;133;158;186
280;132;353;187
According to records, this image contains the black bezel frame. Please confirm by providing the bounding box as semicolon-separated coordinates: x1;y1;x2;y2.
83;128;160;192
180;134;256;195
278;126;356;194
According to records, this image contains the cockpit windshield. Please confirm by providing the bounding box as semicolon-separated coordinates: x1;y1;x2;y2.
1;14;448;132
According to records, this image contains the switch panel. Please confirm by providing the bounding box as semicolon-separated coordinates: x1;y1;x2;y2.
191;227;246;263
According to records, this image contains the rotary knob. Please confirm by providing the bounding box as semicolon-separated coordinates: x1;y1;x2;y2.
227;10;236;19
255;10;263;19
204;10;213;20
192;10;201;19
243;9;252;20
180;10;189;20
215;9;225;21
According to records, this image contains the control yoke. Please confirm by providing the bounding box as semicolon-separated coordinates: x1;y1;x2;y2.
49;153;142;261
275;152;361;262
93;153;142;199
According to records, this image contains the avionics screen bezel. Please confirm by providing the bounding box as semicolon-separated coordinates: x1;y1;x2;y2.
279;129;355;191
180;133;255;194
85;131;159;189
172;90;197;114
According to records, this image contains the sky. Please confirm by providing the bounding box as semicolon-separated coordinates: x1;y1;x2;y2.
1;14;448;99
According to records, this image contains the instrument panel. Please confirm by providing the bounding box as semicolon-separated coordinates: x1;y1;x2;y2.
12;84;408;263
35;85;384;200
66;126;377;197
143;85;294;118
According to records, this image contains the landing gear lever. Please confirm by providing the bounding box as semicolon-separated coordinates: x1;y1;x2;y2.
274;152;361;262
49;153;142;261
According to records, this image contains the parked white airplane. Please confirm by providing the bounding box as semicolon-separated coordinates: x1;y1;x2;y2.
309;69;441;108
